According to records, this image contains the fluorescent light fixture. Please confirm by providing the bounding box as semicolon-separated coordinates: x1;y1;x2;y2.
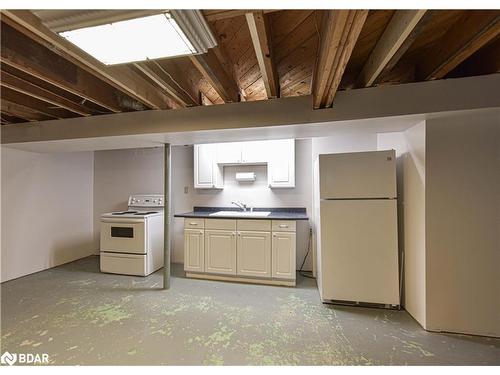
59;13;198;65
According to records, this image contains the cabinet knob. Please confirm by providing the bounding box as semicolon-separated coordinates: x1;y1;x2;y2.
200;231;203;235
279;224;288;228
273;234;276;237
189;222;198;225
232;232;235;236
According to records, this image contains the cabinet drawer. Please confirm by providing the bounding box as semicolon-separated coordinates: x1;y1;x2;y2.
185;218;205;229
237;219;271;231
205;219;237;230
272;220;296;232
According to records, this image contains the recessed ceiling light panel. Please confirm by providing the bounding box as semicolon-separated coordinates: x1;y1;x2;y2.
59;12;208;65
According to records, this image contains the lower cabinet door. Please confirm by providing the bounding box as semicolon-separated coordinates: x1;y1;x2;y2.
237;231;271;277
272;232;296;279
205;230;237;275
184;229;205;272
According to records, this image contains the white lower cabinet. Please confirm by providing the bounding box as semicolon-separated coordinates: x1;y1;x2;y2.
205;230;237;275
272;232;296;279
184;218;297;285
184;229;205;272
237;231;271;277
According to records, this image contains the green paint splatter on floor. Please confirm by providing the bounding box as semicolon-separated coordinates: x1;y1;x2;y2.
1;258;498;365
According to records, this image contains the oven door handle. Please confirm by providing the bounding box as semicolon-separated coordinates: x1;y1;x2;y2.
101;218;145;224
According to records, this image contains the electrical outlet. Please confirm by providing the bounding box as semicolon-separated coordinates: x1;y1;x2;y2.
184;186;189;194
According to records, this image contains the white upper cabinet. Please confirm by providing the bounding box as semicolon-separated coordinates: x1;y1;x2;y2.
194;144;223;189
217;141;269;164
216;142;242;164
267;139;295;188
241;141;269;164
194;139;295;189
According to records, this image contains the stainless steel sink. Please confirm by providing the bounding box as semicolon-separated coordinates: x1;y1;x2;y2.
209;211;271;217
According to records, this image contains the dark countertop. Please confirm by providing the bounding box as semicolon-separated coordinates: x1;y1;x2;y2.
174;207;308;220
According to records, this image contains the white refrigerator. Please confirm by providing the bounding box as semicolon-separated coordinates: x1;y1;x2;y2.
314;150;400;306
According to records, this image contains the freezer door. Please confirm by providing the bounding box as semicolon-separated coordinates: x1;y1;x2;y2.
319;199;399;305
319;150;396;199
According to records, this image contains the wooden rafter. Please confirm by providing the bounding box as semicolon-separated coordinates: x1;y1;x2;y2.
203;9;279;22
1;23;124;112
0;112;26;124
246;11;279;98
1;10;171;110
313;10;368;109
1;99;53;121
418;11;500;80
134;61;200;107
0;87;74;119
189;49;240;103
1;70;92;116
357;10;427;87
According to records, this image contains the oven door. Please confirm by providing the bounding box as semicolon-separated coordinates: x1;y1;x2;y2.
100;218;147;254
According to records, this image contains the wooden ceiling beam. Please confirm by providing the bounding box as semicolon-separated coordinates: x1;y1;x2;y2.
246;11;279;98
0;87;74;119
1;99;53;122
203;9;279;22
189;49;240;103
313;10;368;109
357;10;427;87
134;61;200;107
1;70;92;116
0;24;124;113
418;11;500;80
1;112;27;124
1;10;171;110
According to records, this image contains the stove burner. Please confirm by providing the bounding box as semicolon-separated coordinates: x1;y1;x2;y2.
112;211;138;215
134;211;159;215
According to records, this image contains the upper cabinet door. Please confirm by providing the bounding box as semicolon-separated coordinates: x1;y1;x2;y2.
240;141;269;164
319;150;396;199
194;144;223;189
268;139;295;188
217;142;242;164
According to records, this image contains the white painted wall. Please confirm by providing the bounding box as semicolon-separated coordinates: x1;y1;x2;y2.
1;147;94;282
311;133;378;160
401;123;427;328
425;112;500;337
93;147;164;250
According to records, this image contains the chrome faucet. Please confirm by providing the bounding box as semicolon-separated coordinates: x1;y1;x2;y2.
231;201;247;211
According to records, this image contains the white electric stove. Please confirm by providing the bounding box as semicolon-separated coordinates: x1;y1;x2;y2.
100;194;164;276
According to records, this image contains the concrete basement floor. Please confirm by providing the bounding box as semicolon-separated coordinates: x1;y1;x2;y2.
1;256;499;365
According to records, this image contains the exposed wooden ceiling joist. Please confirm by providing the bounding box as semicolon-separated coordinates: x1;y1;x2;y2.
1;87;75;119
448;36;500;78
203;9;279;22
0;23;128;113
1;70;92;116
246;11;279;98
313;10;368;109
418;11;500;80
1;10;171;110
134;61;200;107
0;112;26;124
1;99;54;122
356;10;427;87
189;49;240;103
